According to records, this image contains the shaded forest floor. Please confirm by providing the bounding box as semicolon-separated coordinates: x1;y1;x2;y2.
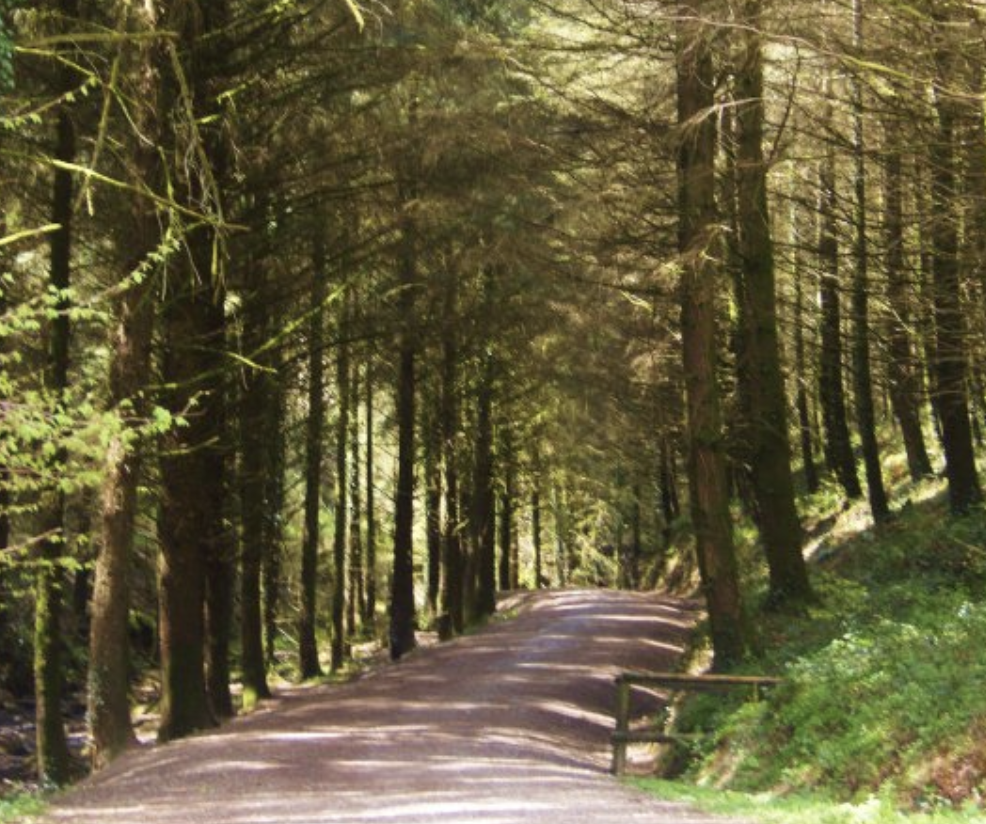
25;589;743;824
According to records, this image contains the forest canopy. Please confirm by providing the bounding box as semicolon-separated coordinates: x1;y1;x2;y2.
1;0;986;806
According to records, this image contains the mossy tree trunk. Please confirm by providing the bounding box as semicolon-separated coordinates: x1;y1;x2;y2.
88;0;162;768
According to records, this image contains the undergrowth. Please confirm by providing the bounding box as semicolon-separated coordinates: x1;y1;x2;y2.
661;476;986;813
0;789;45;823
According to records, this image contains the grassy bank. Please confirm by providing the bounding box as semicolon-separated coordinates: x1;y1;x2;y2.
634;779;986;824
660;475;986;813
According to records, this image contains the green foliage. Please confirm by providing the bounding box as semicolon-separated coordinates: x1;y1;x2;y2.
0;0;17;94
0;788;46;823
670;486;986;811
632;780;986;824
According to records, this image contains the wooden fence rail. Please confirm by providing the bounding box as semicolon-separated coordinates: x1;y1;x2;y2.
610;671;782;776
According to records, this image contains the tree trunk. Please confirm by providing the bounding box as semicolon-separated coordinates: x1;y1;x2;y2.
35;1;77;776
732;0;812;608
88;0;161;768
676;1;745;668
298;232;327;680
532;484;543;588
239;266;272;705
332;302;350;672
552;484;568;586
473;349;496;617
262;341;287;665
818;90;863;500
158;268;221;741
389;179;418;660
883;124;933;481
425;403;442;616
348;361;364;638
849;0;890;522
364;361;377;627
792;202;820;494
440;272;464;632
930;21;983;513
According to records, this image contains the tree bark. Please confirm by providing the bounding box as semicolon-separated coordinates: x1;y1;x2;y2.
158;270;222;741
35;0;77;777
849;0;890;522
792;202;820;494
239;264;272;704
732;0;812;608
364;361;377;627
348;361;364;638
425;402;442;616
883;124;933;481
676;0;745;668
332;301;350;672
930;16;983;513
532;485;543;588
440;271;464;632
818;90;863;500
473;348;496;617
88;0;161;768
298;231;327;680
262;340;287;665
389;176;418;660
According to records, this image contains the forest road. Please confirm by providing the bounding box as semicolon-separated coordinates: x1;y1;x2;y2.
43;589;740;824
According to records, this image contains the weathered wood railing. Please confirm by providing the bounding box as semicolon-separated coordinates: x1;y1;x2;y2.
611;671;782;776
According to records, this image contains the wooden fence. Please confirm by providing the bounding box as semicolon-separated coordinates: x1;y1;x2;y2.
610;671;782;776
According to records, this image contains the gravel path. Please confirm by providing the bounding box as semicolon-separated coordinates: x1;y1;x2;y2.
42;589;737;824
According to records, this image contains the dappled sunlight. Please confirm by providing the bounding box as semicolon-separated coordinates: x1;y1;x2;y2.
47;590;703;824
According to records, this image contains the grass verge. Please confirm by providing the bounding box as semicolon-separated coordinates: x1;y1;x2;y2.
632;779;986;824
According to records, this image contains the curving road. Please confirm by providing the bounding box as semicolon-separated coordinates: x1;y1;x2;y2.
44;589;734;824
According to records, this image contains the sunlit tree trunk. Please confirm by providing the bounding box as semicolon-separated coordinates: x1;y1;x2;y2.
883;122;933;481
732;0;812;607
792;201;820;493
930;13;983;513
818;88;862;500
849;0;890;522
348;361;364;638
676;0;745;668
88;0;162;768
